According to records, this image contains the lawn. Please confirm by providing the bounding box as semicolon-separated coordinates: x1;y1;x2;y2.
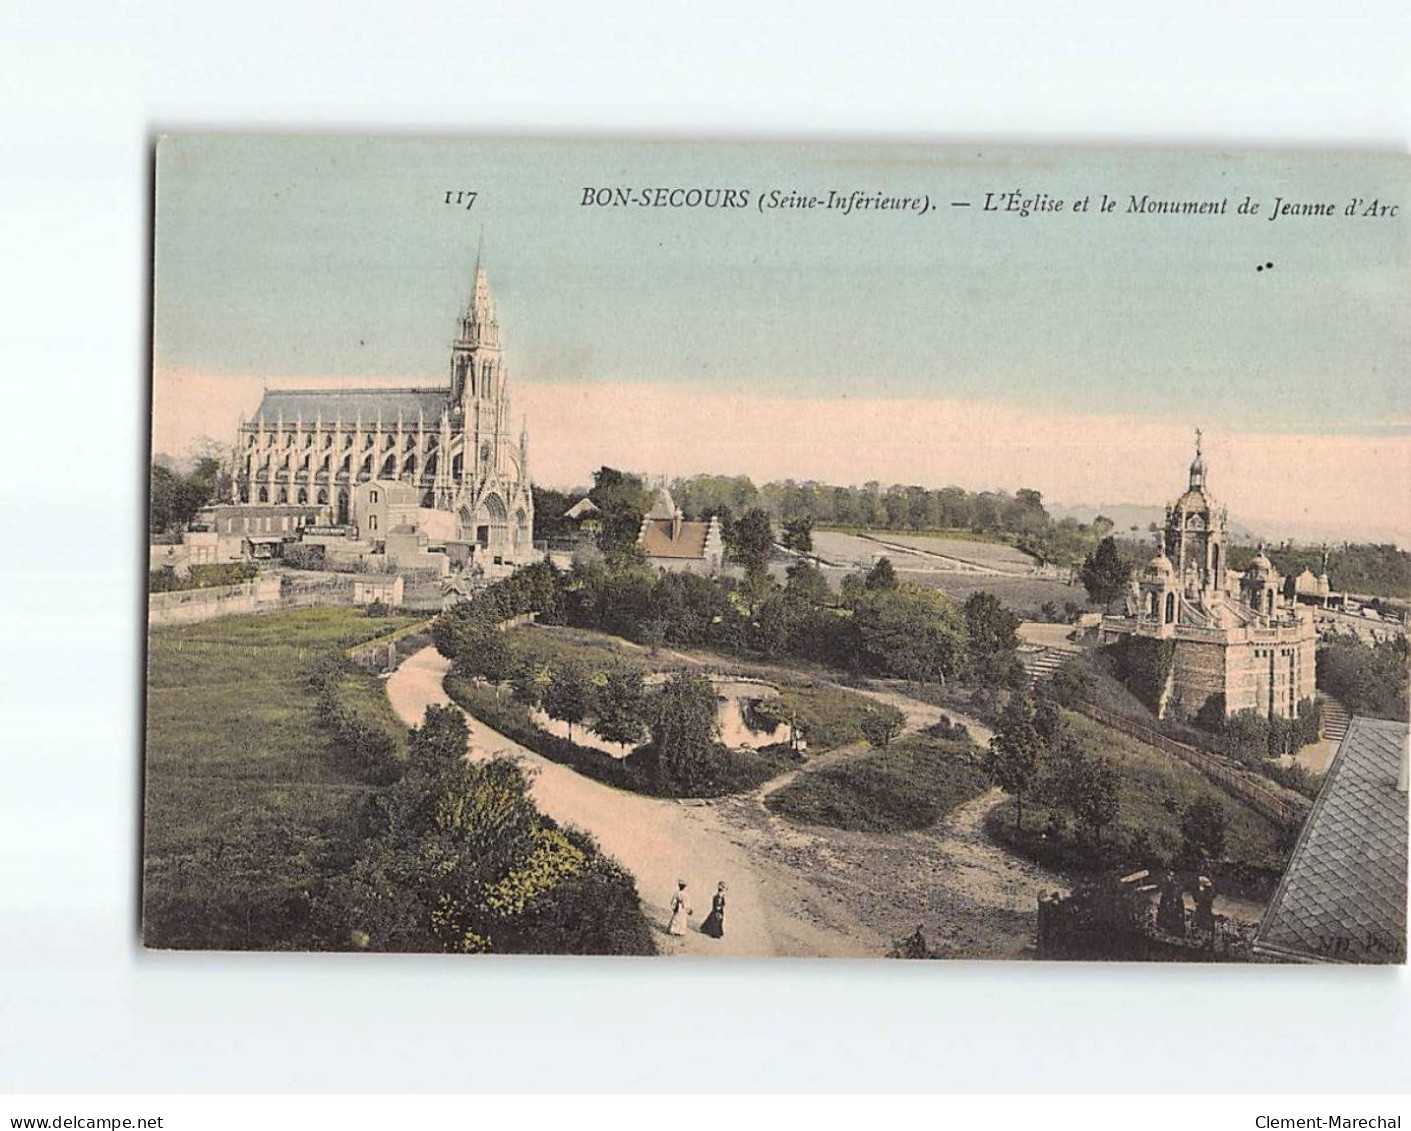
508;622;659;674
986;709;1292;887
143;607;421;948
894;572;1087;617
766;735;990;832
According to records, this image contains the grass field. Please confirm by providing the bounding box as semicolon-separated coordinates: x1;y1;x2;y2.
867;532;1039;571
800;529;1086;616
893;571;1085;615
766;734;990;832
143;607;420;948
809;529;1036;573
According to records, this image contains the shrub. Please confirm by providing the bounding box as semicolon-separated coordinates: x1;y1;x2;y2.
858;704;906;749
1179;796;1229;869
1049;656;1096;706
307;658;402;785
1101;637;1175;715
921;714;970;742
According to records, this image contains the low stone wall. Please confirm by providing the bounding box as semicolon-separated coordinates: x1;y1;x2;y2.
148;571;363;627
147;577;283;627
347;619;436;673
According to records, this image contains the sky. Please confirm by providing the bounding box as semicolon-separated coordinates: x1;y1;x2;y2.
152;137;1410;544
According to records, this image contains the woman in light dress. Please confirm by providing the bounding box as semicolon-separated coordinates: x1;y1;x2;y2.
666;880;693;936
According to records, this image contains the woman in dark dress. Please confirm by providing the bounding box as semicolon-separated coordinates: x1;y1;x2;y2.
700;882;726;939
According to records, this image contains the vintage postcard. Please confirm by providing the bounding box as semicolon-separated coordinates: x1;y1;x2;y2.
146;137;1408;961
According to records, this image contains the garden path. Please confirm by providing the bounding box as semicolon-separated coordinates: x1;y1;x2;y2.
386;645;879;958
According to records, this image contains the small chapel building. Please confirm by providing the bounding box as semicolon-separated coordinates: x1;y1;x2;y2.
1099;433;1318;721
637;487;725;575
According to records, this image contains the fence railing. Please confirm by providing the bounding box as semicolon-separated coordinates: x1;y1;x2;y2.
1072;700;1311;828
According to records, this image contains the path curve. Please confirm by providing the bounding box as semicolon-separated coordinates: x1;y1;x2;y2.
386;646;876;957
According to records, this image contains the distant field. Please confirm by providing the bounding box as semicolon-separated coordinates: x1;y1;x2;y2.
893;571;1087;617
867;532;1038;572
808;529;1036;574
779;529;1087;615
143;607;420;948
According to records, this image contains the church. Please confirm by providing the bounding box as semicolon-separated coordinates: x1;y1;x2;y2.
1099;433;1318;722
228;261;535;566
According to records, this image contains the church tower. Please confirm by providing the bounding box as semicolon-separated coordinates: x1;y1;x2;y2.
444;258;534;562
450;261;503;414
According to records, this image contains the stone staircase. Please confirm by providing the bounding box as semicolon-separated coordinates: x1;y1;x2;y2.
1320;695;1351;744
1018;645;1073;684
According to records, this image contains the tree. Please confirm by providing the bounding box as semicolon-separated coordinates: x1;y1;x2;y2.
1033;694;1063;748
464;627;515;690
1317;636;1410;722
851;584;967;685
649;673;722;793
963;591;1020;656
864;556;898;591
781;516;814;554
149;458;219;533
1223;709;1271;765
962;590;1021;685
859;704;906;749
590;665;649;749
985;720;1043;829
1074;757;1120;843
509;658;547;710
783;557;831;607
543;660;593;743
1179;796;1228;868
729;507;776;574
1079;536;1132;608
589;466;653;553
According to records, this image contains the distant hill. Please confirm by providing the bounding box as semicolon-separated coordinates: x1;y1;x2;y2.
1048;502;1260;544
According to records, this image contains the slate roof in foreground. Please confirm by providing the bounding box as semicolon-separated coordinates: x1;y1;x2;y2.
1255;716;1408;964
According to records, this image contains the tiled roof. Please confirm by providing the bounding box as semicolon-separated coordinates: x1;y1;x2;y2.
248;387;452;426
1255;717;1408;964
640;517;712;560
564;497;600;519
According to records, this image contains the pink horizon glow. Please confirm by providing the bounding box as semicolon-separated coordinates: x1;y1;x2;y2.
153;368;1411;546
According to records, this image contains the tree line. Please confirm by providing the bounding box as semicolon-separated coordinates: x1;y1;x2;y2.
444;551;1028;692
534;467;1126;567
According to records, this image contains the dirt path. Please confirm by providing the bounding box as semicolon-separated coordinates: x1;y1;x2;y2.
386;646;881;958
733;685;1060;959
386;644;1061;959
